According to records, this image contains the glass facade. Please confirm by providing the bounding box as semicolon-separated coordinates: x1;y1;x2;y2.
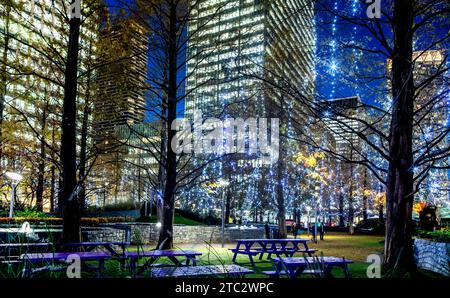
0;0;98;210
185;0;315;119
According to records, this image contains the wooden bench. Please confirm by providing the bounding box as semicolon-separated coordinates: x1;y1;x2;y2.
148;265;254;278
228;249;260;266
20;251;117;278
262;268;323;278
262;270;289;277
254;248;317;258
272;256;354;278
125;250;202;276
230;239;314;266
0;243;52;257
62;241;130;257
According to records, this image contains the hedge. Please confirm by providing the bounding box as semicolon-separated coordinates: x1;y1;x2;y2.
416;229;450;243
0;217;132;226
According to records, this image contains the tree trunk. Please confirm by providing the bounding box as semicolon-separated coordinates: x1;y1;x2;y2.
36;105;47;212
379;203;384;221
157;2;178;250
61;13;81;243
58;176;63;215
275;152;287;238
157;117;166;223
78;63;91;215
0;4;11;162
275;102;287;239
348;153;354;234
384;0;416;274
225;189;231;224
50;164;55;213
338;192;345;227
362;168;369;224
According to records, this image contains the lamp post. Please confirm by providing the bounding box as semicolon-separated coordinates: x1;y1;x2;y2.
305;205;311;239
218;179;230;248
5;172;23;218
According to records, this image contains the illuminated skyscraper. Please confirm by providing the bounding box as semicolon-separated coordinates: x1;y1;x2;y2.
320;96;362;157
183;0;316;216
0;0;98;210
412;51;449;204
185;0;315;119
387;50;449;204
94;12;149;145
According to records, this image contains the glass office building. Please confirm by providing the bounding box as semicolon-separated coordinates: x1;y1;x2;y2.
185;0;315;119
182;0;316;216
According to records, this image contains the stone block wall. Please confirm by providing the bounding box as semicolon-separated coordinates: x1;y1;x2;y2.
1;224;264;245
414;238;450;277
82;227;127;243
90;223;265;245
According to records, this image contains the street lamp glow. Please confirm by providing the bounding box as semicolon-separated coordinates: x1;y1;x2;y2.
217;179;229;248
5;172;23;181
5;172;22;218
218;179;229;187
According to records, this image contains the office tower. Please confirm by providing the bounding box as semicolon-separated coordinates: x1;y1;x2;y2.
185;0;315;119
0;0;98;210
183;0;316;217
407;51;448;204
387;50;449;204
320;96;362;157
320;96;371;225
94;11;148;146
89;122;160;207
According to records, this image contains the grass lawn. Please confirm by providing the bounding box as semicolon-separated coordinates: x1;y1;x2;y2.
4;232;441;278
120;232;385;278
139;215;202;226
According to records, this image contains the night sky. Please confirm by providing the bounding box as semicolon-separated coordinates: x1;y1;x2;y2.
103;0;447;113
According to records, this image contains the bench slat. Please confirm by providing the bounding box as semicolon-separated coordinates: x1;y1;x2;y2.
262;270;289;276
149;265;254;278
20;251;113;262
228;249;259;255
126;250;201;258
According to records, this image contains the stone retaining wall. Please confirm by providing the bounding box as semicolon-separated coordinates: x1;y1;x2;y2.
414;238;450;277
86;223;265;245
0;223;265;245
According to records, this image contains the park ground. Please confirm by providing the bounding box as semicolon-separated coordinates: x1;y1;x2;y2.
88;232;386;278
9;232;444;278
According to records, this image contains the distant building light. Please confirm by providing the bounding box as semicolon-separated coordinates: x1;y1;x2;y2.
5;172;23;181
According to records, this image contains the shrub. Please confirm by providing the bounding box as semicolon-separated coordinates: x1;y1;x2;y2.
175;209;220;225
103;200;138;212
355;218;385;234
0;216;131;226
135;216;154;223
14;208;51;219
416;229;450;243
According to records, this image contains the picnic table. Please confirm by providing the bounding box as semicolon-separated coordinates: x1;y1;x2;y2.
0;243;52;254
20;251;115;277
62;241;130;256
125;250;202;276
270;256;354;278
149;265;254;278
230;239;316;266
0;243;53;265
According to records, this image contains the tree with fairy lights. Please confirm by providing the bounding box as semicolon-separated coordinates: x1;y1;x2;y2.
253;0;449;275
